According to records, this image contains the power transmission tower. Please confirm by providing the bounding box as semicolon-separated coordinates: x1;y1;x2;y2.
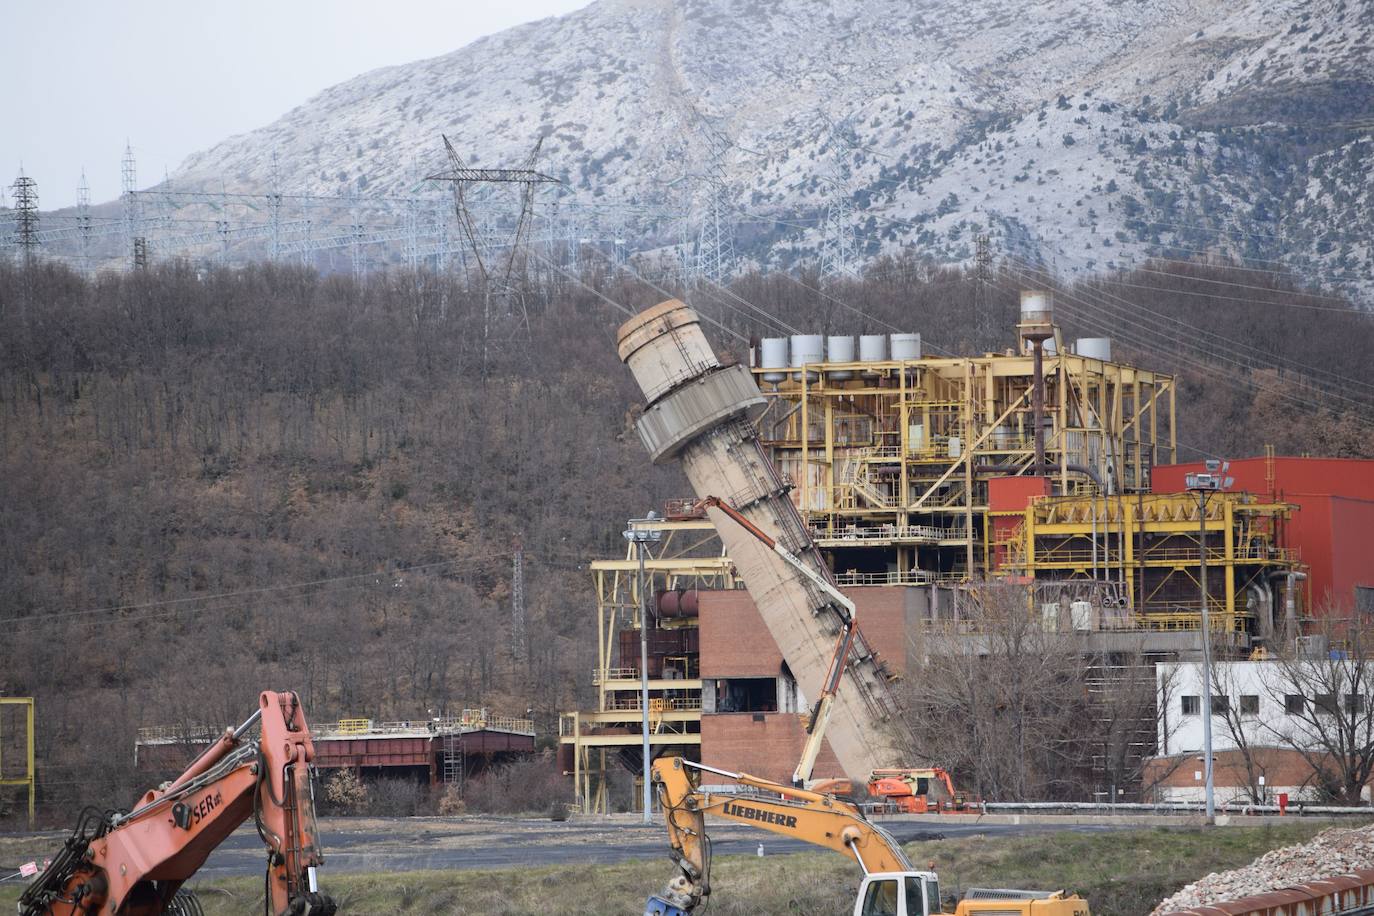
269;149;284;261
974;232;993;336
695;127;736;285
818;112;867;279
426;134;561;370
122;143;144;270
77;170;92;274
10;170;39;265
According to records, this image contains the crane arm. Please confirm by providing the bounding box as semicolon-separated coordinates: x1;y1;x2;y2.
647;756;913;915
19;691;334;916
691;496;857;787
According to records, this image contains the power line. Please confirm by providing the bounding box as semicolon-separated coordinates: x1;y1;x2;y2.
1001;259;1374;420
7;556;508;627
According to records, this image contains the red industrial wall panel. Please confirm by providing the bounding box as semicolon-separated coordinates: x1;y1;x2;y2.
1331;496;1374;611
1154;457;1374;613
699;589;913;678
989;476;1050;568
701;713;845;784
1153;457;1374;501
988;475;1052;511
460;731;536;755
314;736;432;768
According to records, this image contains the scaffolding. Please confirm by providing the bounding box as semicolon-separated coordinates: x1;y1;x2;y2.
753;342;1176;584
558;513;734;814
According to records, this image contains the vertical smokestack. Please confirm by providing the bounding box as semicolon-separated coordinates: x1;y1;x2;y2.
1018;291;1055;475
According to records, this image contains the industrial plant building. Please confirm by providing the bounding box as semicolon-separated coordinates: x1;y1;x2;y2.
559;297;1373;810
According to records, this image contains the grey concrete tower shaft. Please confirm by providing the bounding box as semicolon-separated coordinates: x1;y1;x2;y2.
617;300;907;780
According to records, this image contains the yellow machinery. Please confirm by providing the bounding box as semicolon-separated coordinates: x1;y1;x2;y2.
996;491;1297;635
647;756;1089;916
1;697;35;828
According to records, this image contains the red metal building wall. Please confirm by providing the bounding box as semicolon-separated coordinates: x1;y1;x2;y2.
1153;457;1374;613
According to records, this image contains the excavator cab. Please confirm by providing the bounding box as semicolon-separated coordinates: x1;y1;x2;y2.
854;872;940;916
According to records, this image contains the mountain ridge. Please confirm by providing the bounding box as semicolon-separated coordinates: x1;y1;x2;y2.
162;0;1373;297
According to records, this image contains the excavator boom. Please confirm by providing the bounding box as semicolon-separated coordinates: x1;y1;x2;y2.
19;691;334;916
648;756;919;915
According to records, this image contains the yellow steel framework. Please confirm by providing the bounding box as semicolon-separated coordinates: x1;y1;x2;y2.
559;516;735;814
996;491;1298;635
753;346;1175;585
0;697;35;828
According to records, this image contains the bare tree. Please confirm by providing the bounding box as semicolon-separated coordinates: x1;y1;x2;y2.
1258;615;1374;804
905;583;1091;801
1090;645;1186;802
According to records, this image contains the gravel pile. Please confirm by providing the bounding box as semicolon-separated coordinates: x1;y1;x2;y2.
1153;824;1374;913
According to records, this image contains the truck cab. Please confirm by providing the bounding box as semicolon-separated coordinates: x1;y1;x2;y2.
854;871;941;916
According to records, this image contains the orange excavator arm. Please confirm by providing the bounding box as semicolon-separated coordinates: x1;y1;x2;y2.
19;691;334;916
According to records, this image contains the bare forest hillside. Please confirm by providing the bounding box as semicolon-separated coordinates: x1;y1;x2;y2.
0;257;1370;820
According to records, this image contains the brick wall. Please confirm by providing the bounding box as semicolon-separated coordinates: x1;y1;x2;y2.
701;712;845;784
699;586;922;678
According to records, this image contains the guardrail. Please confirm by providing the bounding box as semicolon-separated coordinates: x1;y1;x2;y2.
980;800;1373;817
594;666;641;684
834;569;935;586
812;524;967;544
139;708;535;744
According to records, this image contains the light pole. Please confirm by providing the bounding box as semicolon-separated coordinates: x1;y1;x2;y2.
1186;459;1232;823
624;511;663;823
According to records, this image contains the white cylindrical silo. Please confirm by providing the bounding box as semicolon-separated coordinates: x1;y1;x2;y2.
760;337;789;383
890;333;921;361
790;334;823;381
827;335;855;380
859;334;886;376
859;334;887;361
1076;338;1112;361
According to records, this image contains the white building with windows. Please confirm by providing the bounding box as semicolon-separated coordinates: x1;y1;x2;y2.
1150;659;1374;805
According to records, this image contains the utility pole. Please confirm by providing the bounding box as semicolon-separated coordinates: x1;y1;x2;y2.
510;539;527;667
1187;459;1232;824
624;512;663;823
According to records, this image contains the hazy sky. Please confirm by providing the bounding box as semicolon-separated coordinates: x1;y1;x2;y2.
3;0;589;210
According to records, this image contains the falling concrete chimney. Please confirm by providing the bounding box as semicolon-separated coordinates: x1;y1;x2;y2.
617;299;906;780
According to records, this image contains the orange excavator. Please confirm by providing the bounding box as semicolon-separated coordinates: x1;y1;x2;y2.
19;690;335;916
867;768;977;814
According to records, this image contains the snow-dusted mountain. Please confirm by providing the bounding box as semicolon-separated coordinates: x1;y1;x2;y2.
173;0;1372;293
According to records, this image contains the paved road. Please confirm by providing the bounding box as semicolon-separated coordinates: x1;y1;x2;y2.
186;815;1132;878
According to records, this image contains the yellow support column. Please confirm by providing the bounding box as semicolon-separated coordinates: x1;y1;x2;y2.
0;698;35;829
1224;497;1236;632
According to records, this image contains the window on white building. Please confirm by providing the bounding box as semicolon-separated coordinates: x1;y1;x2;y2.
1315;693;1339;716
1284;694;1304;715
1347;694;1365;715
1240;695;1259;716
1182;695;1200;716
1212;696;1230;715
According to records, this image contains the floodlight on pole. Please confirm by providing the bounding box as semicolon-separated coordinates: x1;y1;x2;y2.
624;511;663;824
1186;460;1231;824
